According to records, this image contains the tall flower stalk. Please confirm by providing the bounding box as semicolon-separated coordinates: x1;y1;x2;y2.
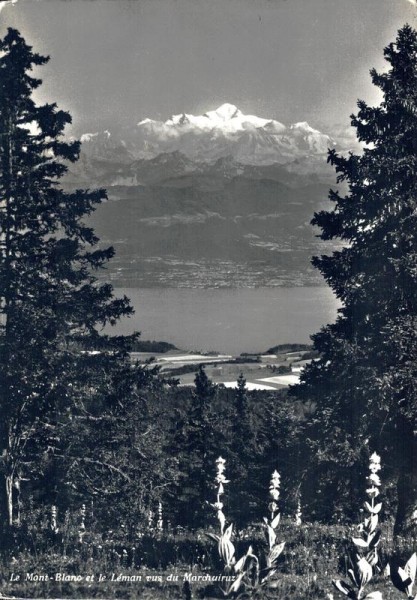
207;457;243;596
207;458;285;597
50;505;59;535
78;504;86;543
333;452;383;600
262;470;285;585
295;499;302;526
157;502;163;532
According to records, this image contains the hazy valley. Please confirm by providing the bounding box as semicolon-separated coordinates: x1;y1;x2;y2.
65;104;347;288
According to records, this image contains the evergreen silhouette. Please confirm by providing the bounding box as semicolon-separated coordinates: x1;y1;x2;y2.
291;25;417;534
229;373;259;525
0;28;137;532
172;366;219;527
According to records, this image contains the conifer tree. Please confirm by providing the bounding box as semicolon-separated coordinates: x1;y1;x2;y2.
172;366;219;527
0;29;136;532
291;25;417;534
229;373;258;525
234;373;252;455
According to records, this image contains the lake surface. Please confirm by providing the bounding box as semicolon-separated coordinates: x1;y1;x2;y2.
112;287;340;355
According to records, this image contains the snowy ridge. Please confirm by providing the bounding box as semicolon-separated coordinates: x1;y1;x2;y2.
80;104;339;168
161;103;275;132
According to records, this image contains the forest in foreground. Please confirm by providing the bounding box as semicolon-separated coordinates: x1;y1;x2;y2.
1;21;417;600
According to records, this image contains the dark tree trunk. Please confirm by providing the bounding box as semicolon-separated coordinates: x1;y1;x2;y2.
394;419;417;537
395;468;417;537
0;472;14;531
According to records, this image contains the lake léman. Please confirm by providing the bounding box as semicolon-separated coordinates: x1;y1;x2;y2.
112;287;340;355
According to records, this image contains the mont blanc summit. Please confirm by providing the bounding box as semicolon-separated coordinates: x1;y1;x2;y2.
61;103;345;287
70;104;341;186
161;103;274;131
64;104;345;288
133;104;336;165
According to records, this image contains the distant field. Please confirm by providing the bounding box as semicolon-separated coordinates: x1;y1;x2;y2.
134;347;312;389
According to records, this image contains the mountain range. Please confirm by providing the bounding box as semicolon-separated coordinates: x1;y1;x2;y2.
64;104;348;288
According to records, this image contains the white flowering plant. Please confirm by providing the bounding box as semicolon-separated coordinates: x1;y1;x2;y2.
390;553;417;599
206;458;285;597
295;498;302;526
259;470;286;587
205;457;245;596
332;453;383;600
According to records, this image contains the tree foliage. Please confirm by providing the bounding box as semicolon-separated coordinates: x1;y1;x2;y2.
0;28;143;532
291;24;417;532
169;366;224;527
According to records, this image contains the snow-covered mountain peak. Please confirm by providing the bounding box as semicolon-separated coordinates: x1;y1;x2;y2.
79;105;341;168
291;121;318;133
201;103;273;130
205;103;241;120
290;121;335;154
140;104;279;134
165;113;191;126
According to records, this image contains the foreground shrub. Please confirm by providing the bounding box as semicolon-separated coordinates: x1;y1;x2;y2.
206;457;285;597
333;453;383;600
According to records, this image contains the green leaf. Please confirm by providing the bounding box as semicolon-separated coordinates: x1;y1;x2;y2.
352;536;369;548
372;503;382;514
271;512;281;529
357;557;373;586
332;579;356;598
266;524;276;549
368;514;379;533
348;568;360;588
368;529;381;550
268;541;285;566
405;553;417;585
228;572;245;595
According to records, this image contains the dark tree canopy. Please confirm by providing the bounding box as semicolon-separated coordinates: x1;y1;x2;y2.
0;28;138;530
174;366;220;527
291;24;417;533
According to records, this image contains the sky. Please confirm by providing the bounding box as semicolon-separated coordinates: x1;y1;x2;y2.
1;0;416;137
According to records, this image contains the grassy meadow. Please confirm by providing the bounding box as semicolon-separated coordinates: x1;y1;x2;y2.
0;520;414;600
